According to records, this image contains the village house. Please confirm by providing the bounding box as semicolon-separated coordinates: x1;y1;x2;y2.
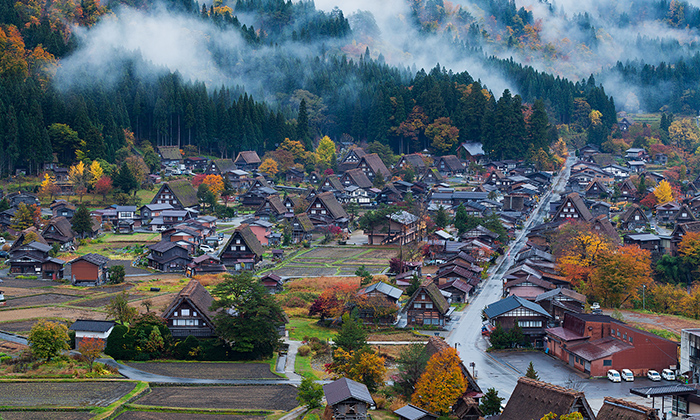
671;221;700;255
219;225;264;271
338;147;367;173
247;219;274;246
434;155;465;176
340;168;373;190
289;213;314;244
186;254;226;277
183;156;209;172
546;312;678;377
205;158;236;177
420;168;443;184
403;281;451;328
50;200;76;219
618;204;649;230
355;281;403;325
285;167;305;183
306;191;349;228
584;179;609;199
8;240;64;280
356;153;391;181
395;153;427;174
234;151;262;170
624;233;663;255
534;288;586;320
259;273;283;294
255;195;287;220
499;377;595;420
151;179;199;209
395;406;437;420
162;279;217;338
68;253;111;286
552;193;593;222
157;146;182;166
657;201;681;224
483;295;552;348
323;377;375;420
69;320;116;349
366;210;419;246
146;241;191;272
41;216;75;249
597;398;660;420
5;192;40;208
438;279;473;303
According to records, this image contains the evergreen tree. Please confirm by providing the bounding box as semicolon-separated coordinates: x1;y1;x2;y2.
527;99;550;152
113;162;138;195
334;313;367;353
372;171;385;188
0;198;9;212
71;204;93;238
525;361;540;380
434;205;449;229
479;388;504;416
297;98;311;150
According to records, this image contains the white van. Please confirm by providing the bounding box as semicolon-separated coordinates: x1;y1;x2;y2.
662;369;676;381
607;369;621;383
621;369;634;381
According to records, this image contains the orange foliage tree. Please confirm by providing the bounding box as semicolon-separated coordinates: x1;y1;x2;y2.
328;347;386;392
412;347;466;414
78;337;103;371
586;245;652;308
202;174;224;196
553;222;612;288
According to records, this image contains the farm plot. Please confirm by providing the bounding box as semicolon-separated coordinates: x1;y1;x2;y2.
3;293;81;308
134;385;298;411
272;247;391;277
0;412;94;420
0;278;60;288
72;293;144;308
117;412;264;420
123;362;278;380
294;247;366;261
0;381;136;407
0;319;70;333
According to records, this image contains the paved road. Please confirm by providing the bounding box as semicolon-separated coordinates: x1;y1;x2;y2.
446;154;575;400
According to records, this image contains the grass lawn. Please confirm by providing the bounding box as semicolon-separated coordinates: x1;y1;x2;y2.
294;355;318;380
136;188;157;204
287;317;336;341
134;277;190;293
371;410;399;420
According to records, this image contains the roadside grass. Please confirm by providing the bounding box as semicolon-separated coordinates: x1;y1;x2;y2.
121;405;273;415
634;326;681;342
91;381;149;419
134;277;190;293
370;410;399;420
287;317;336;341
294;355;319;380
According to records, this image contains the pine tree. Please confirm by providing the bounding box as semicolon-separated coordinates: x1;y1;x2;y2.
71;204;93;238
434;205;449;229
113;162;138;195
334;314;368;353
479;388;504;416
525;361;540;380
297;98;311;150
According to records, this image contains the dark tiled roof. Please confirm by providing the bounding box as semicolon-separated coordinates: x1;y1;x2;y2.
323;377;374;406
44;216;75;239
500;377;595;420
399;154;427;170
535;287;586;304
158;146;182;160
319;176;344;192
394;404;437;420
360;281;403;300
69;319;116;333
406;282;450;314
69;253;110;267
568;336;634;361
149;241;187;253
483;295;551;319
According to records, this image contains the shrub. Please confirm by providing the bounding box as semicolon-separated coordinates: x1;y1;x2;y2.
373;395;387;410
174;335;201;360
280;295;307;308
68;330;76;349
104;325;133;360
134;353;150;361
302;240;310;248
298;345;312;357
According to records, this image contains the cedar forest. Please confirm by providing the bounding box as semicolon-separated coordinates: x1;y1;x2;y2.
1;0;700;176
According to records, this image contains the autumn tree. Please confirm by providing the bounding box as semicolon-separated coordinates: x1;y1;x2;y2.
587;245;652;308
259;158;279;176
328;346;386;392
202;174;224;196
95;176;113;201
69;161;90;201
278;138;306;161
88;160;103;188
28;320;69;361
78;337;103;371
654;180;674;205
412;347;466;415
316;135;336;169
679;232;700;283
11;203;34;231
39;173;60;199
308;290;342;320
669;118;700;151
426;117;459;155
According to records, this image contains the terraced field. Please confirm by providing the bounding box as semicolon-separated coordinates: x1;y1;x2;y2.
0;381;136;407
133;385;297;410
269;246;393;277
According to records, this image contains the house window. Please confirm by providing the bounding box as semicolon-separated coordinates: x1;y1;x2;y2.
635;215;639;220
518;320;543;328
414;303;422;309
603;360;612;366
425;303;433;309
421;294;426;300
236;239;241;244
181;309;190;316
611;328;615;336
629;336;633;343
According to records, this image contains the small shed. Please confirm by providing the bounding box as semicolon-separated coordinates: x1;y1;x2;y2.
69;319;116;348
323;377;375;420
260;273;283;294
394;404;438;420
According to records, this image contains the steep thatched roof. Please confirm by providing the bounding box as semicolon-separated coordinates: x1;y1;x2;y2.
158;146;182;161
165;179;198;208
161;279;217;325
596;397;660;420
499;377;595;420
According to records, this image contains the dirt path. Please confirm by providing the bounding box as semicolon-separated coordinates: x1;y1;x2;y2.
603;309;700;334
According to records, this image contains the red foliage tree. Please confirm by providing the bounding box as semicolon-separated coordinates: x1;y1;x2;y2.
640;192;658;208
191;173;206;188
95;176;113;201
324;168;334;175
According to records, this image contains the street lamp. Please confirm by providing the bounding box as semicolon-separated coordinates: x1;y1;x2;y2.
643;284;646;311
469;362;476;379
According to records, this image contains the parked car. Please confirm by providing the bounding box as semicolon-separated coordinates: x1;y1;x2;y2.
591;302;600;310
607;369;621;383
621;369;634;382
200;245;216;254
0;250;8;259
0;237;5;244
662;369;676;381
647;370;662;381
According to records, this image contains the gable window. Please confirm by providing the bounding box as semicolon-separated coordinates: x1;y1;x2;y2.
181;309;190;316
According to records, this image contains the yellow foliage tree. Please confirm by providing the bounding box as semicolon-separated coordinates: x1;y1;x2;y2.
558;231;611;287
69;161;89;201
589;110;602;127
88;160;103;188
39;173;60;199
279;138;306;161
412;347;466;415
669;118;700;150
329;347;386;393
315;135;336;168
259;158;279;176
654;180;674;205
587;245;652;308
202;174;224;196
